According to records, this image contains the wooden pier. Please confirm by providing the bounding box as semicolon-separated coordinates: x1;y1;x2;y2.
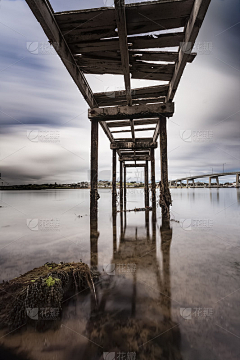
26;0;211;219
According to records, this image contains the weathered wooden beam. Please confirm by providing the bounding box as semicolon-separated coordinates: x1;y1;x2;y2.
124;164;146;168
89;103;174;121
107;119;159;128
131;62;175;81
96;97;165;107
115;138;153;142
77;60;174;81
114;0;132;106
70;32;184;54
131;72;172;81
167;0;211;101
153;121;160;143
112;127;156;133
77;52;196;65
120;151;150;156
120;156;151;162
25;0;97;108
111;142;157;150
129;50;196;63
112;129;131;133
100;121;115;143
94;85;168;107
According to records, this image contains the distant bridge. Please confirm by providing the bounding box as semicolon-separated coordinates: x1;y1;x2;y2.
170;172;240;187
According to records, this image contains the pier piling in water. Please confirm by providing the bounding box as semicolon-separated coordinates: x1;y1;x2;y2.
159;116;172;219
151;148;156;210
90;120;98;222
145;160;149;207
112;148;117;208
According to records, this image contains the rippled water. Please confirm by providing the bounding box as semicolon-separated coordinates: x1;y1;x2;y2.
0;188;240;360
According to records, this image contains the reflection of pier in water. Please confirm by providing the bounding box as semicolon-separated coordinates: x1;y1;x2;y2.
86;202;183;359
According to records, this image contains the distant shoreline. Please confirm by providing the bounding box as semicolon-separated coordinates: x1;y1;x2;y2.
0;186;238;191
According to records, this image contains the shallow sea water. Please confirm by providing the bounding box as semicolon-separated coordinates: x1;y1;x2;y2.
0;188;240;360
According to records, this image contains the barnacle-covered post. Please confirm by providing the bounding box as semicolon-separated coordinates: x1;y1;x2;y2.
159;116;172;219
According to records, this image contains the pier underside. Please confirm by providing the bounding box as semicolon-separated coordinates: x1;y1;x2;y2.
26;0;211;219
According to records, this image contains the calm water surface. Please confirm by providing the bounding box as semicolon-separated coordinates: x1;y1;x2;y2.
0;189;240;360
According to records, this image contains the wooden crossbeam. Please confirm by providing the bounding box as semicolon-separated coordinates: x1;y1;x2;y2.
70;32;184;54
153;121;160;143
107;119;159;128
77;51;196;64
111;142;158;150
120;156;151;161
167;0;211;101
100;121;115;143
129;50;196;63
25;0;97;108
75;58;175;81
112;127;156;133
124;164;146;168
119;151;150;156
89;103;174;121
115;138;153;142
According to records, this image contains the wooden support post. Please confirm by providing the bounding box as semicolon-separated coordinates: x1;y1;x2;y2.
112;204;117;255
150;148;156;209
112;149;117;208
120;209;124;241
90;120;99;222
145;161;149;207
160;216;172;318
120;160;123;205
145;209;150;240
236;173;240;188
90;218;99;270
159;116;171;218
124;163;127;208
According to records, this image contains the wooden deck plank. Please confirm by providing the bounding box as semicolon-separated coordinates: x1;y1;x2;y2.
55;0;194;42
69;32;184;54
94;85;168;106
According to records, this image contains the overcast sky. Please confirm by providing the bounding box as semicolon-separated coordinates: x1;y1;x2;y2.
0;0;239;184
